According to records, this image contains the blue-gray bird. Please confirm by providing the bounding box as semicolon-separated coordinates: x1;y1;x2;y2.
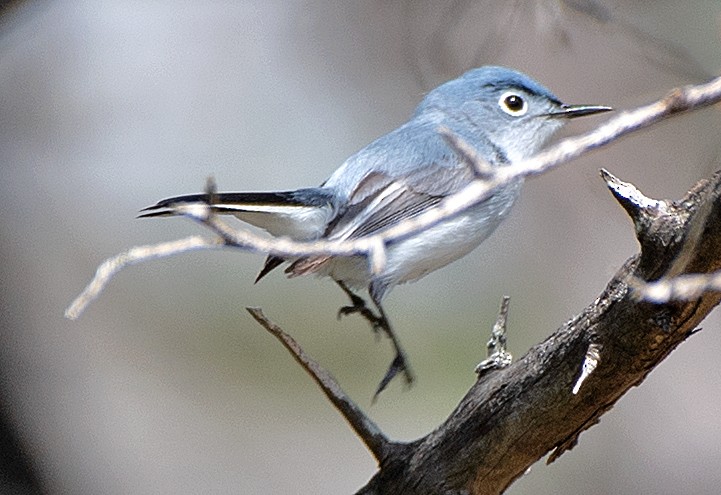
141;66;610;396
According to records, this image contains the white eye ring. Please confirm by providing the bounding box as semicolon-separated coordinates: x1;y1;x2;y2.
499;91;528;116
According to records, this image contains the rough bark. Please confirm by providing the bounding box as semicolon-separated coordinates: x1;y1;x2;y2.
351;169;721;495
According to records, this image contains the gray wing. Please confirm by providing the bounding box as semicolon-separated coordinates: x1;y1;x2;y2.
323;166;470;241
320;116;487;241
285;164;474;277
286;120;484;276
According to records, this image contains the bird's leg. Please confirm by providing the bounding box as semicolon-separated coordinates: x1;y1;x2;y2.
336;281;385;337
335;281;415;398
370;299;415;399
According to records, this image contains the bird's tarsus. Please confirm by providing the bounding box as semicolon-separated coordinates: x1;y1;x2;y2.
336;281;415;397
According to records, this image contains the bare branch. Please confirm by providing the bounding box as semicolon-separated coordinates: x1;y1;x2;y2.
475;296;512;374
65;236;222;319
65;75;721;319
357;169;721;495
439;125;494;178
634;271;721;303
604;164;721;304
571;343;601;395
246;308;392;462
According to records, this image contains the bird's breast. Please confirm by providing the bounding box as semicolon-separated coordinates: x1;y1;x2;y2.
320;180;523;293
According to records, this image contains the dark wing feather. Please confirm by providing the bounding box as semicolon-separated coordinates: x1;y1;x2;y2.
255;255;286;283
329;161;474;239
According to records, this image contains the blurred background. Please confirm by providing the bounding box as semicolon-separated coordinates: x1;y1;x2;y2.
1;1;721;493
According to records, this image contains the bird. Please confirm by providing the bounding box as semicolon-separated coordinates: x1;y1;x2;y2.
140;66;611;397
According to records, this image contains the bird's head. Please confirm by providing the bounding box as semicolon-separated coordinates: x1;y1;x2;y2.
416;66;611;162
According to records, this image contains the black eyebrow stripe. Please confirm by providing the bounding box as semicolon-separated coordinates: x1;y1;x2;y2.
484;83;562;105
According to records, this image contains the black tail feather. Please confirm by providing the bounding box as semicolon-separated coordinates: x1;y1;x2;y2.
139;189;332;218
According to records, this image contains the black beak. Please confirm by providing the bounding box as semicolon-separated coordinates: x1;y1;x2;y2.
549;104;613;119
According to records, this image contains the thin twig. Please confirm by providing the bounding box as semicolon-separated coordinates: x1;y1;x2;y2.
634;272;721;303
439;126;494;178
245;308;390;462
572;343;602;395
65;236;223;319
475;296;512;374
65;75;721;319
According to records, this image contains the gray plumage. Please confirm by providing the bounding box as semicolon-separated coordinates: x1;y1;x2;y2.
141;66;610;395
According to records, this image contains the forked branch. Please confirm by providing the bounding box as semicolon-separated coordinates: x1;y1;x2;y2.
354;169;721;494
63;75;721;495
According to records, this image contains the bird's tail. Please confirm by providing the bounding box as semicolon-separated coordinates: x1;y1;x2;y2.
139;188;336;241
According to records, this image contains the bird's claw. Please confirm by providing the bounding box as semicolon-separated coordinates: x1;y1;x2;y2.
373;353;415;401
337;302;384;336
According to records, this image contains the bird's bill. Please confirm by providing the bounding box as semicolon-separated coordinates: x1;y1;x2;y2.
549;104;613;119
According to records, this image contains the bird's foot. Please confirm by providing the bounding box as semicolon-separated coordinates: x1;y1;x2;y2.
373;352;415;401
336;285;384;337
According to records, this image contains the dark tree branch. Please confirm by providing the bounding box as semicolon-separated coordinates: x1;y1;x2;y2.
63;75;721;494
349;168;721;495
241;168;721;494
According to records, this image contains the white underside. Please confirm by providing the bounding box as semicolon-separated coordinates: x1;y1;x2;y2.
220;180;522;296
317;180;523;293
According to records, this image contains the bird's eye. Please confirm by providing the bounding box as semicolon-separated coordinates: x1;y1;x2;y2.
499;92;528;116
